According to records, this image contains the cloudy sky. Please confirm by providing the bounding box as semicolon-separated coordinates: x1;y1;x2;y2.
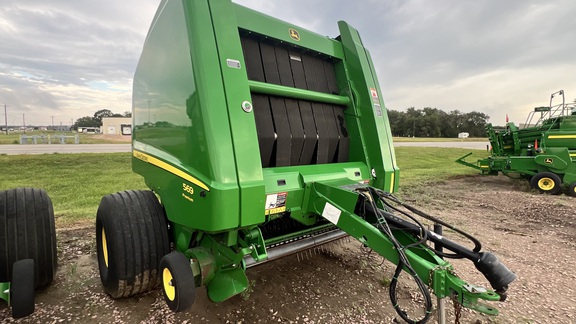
1;0;575;127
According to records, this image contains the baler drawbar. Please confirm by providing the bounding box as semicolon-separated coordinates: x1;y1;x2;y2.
95;0;516;322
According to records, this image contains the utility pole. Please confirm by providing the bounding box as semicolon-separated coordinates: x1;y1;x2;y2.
51;116;54;130
4;104;8;135
23;113;26;134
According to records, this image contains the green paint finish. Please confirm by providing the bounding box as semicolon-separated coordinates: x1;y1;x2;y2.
207;0;265;228
0;282;9;304
338;21;399;192
233;4;345;59
248;80;351;106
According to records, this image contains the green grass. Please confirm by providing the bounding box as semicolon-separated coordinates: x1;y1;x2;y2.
395;147;487;187
0;147;490;226
0;153;145;226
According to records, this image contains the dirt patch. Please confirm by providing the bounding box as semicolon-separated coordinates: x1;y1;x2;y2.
90;134;131;143
1;174;575;323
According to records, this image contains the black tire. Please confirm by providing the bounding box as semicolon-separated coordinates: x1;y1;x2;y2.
160;252;195;312
530;172;562;195
567;183;576;197
96;190;170;298
11;259;35;318
0;188;57;289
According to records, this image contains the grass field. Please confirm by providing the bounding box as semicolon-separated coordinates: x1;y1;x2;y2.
0;147;488;226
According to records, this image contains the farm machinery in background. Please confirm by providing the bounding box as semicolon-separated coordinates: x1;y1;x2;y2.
0;188;58;318
458;90;576;196
95;0;516;322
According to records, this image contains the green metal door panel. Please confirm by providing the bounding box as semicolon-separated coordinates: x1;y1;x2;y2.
233;4;345;60
132;157;240;231
207;0;265;228
132;0;242;229
337;21;399;192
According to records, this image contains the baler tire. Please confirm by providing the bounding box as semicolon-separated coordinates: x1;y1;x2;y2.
567;183;576;197
530;172;562;195
160;252;196;312
10;259;35;319
0;188;57;289
96;190;170;298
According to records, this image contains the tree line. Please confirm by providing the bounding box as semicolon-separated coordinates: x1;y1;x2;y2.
73;109;131;130
387;107;490;138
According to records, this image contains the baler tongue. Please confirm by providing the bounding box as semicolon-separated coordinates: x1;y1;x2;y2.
303;180;514;321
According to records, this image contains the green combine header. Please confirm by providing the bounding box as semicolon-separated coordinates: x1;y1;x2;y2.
458;90;576;196
95;0;516;322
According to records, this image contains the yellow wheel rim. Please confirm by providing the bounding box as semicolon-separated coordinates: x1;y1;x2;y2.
102;228;109;268
163;268;176;301
538;177;555;191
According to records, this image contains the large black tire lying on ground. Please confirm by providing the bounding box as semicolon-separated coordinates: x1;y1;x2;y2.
0;188;57;289
96;190;171;298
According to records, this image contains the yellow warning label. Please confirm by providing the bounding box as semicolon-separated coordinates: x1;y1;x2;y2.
265;207;286;215
265;192;288;215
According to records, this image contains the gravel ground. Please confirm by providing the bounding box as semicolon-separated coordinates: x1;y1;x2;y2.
1;174;574;323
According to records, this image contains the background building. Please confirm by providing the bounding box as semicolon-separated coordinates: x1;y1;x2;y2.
101;117;132;135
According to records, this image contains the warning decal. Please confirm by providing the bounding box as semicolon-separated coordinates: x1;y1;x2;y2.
374;104;383;117
322;203;341;225
265;192;288;215
370;88;379;103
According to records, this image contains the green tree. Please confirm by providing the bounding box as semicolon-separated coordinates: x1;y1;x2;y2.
462;111;490;136
73;116;100;130
385;107;489;138
93;109;114;124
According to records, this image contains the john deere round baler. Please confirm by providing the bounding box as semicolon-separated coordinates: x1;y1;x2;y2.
96;1;516;322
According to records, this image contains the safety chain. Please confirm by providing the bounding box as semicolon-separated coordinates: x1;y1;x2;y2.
451;295;462;324
428;265;463;324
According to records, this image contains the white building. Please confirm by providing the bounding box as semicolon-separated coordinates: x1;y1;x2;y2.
101;117;132;135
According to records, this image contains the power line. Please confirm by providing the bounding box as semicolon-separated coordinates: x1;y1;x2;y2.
3;104;8;135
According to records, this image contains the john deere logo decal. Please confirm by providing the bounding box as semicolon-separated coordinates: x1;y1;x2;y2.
289;28;300;41
545;158;553;164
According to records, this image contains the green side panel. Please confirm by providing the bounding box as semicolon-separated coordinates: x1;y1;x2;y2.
338;21;399;192
233;4;345;59
132;0;242;231
206;0;265;227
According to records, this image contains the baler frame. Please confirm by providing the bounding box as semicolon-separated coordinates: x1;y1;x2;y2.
95;1;516;322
